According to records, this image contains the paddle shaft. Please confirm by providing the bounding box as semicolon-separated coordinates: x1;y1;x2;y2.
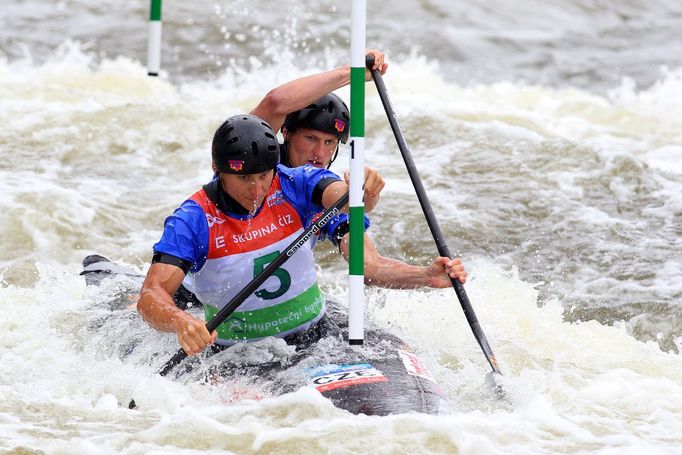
158;191;350;376
367;60;502;375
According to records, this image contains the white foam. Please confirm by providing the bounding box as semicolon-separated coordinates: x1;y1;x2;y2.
1;40;682;453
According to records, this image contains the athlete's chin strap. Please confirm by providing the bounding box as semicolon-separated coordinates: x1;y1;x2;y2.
327;146;340;169
279;142;293;167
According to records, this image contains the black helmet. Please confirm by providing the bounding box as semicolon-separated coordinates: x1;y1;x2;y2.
212;115;280;174
283;93;350;143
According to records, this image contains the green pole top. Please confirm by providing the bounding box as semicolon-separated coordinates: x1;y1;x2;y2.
149;0;162;21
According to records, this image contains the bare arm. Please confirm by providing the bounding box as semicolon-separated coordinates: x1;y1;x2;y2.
250;67;349;134
138;262;216;355
321;177;381;215
250;49;388;133
342;166;384;214
320;165;384;215
339;234;467;289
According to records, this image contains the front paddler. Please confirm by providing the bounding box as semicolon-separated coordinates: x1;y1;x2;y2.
137;114;381;355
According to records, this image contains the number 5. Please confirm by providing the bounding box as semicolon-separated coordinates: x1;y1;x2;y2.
253;251;291;300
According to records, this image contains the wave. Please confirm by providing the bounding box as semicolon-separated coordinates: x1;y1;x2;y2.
2;259;682;452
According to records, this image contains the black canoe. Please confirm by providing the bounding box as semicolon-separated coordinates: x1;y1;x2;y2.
81;254;449;415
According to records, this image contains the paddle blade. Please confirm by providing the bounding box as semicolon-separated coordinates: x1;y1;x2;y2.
158;348;188;376
485;371;507;401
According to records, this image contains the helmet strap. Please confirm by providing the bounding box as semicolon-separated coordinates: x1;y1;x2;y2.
280;142;293;167
327;145;340;169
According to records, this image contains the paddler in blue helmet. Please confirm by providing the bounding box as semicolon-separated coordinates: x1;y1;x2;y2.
138;114;382;355
250;49;468;289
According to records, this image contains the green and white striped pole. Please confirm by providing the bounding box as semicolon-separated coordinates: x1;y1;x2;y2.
348;0;366;345
147;0;162;76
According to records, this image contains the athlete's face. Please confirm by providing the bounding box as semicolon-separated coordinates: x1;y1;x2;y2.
220;170;275;212
285;127;339;168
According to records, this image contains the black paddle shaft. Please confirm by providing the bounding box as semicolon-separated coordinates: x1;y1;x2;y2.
366;56;502;375
158;191;350;376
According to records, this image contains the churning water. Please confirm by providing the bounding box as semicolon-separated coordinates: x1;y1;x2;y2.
1;0;682;453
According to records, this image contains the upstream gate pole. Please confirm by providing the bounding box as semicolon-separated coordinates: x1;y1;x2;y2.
348;0;366;345
147;0;162;76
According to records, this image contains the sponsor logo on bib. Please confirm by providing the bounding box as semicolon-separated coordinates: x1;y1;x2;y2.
206;214;225;228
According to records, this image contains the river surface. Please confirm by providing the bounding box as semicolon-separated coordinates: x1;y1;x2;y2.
1;0;682;453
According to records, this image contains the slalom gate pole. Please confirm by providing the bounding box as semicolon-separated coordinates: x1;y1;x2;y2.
348;0;367;345
147;0;162;76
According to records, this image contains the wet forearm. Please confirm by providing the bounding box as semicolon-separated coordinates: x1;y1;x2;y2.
321;180;351;212
138;285;193;334
364;257;433;289
251;66;350;131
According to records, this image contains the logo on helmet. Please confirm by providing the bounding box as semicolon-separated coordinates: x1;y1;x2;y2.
229;160;244;172
334;119;346;134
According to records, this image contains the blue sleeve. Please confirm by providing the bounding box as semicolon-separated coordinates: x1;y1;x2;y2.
277;164;371;245
319;212;371;246
153;200;210;273
277;164;341;214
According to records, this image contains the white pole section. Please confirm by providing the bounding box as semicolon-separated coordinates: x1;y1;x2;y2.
147;0;162;76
